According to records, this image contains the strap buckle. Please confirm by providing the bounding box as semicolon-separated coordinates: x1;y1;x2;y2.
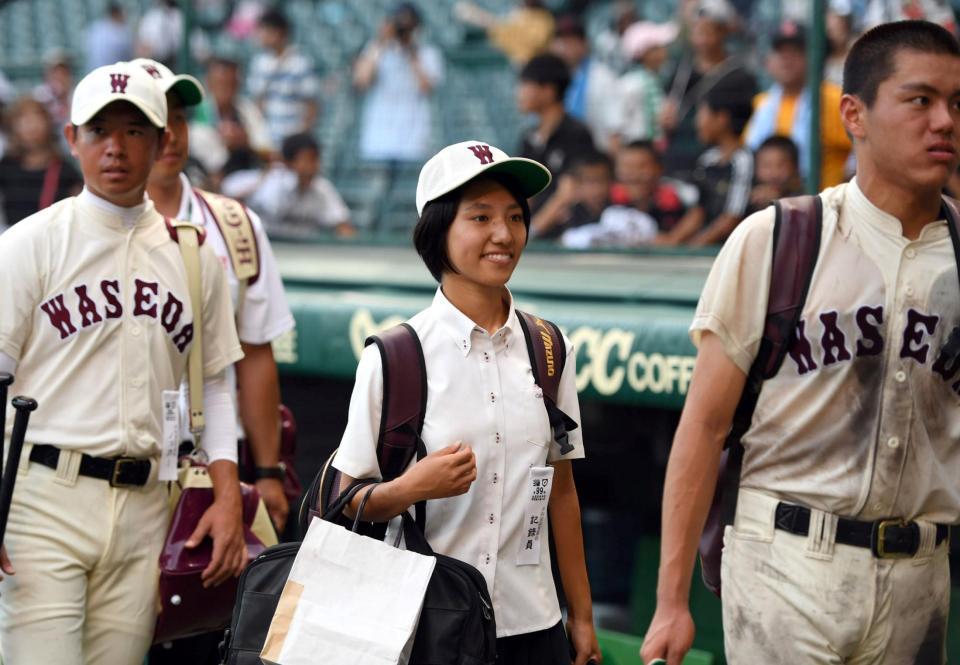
110;457;144;488
872;519;913;559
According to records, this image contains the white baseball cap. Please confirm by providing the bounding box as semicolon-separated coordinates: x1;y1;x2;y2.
622;21;679;60
130;58;205;106
71;61;167;128
416;141;552;216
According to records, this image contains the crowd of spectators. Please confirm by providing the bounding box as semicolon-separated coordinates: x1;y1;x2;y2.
0;0;958;247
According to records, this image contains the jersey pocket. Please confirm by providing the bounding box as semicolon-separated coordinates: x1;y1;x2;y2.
522;384;553;449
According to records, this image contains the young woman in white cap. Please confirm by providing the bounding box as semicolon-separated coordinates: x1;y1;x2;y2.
333;140;601;665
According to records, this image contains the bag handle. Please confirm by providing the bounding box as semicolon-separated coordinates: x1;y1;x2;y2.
322;479;377;523
352;485;377;532
172;221;206;443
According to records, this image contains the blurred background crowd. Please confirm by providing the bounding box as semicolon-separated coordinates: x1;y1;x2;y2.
0;0;959;248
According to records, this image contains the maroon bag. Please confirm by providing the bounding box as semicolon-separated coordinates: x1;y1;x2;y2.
697;196;822;596
154;471;272;644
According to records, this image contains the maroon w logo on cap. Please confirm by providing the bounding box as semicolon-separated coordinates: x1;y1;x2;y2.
109;73;130;94
467;144;495;165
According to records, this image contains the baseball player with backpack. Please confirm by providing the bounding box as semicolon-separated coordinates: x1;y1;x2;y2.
642;20;960;665
0;62;246;664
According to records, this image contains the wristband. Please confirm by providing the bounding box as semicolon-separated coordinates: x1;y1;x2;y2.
254;464;286;481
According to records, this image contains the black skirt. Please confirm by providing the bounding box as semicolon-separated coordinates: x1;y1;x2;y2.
496;620;571;665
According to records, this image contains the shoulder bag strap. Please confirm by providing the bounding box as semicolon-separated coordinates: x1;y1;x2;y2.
365;322;427;531
719;195;822;525
171;219;206;444
194;188;260;321
941;195;960;289
515;310;578;456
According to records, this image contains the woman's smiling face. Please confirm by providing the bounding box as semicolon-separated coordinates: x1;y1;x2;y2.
442;177;528;290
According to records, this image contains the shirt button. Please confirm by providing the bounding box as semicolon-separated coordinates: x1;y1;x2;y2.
489;393;496;403
895;370;907;383
905;285;915;298
483;352;490;362
488;513;495;524
485;554;491;564
887;437;900;449
873;503;884;512
905;248;917;259
495;432;501;443
131;326;141;336
492;473;498;484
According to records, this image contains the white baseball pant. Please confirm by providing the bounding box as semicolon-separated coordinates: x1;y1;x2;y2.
721;489;949;664
0;445;167;665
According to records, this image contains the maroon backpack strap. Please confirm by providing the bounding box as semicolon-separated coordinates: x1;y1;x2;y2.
699;195;822;597
515;310;578;456
365;322;427;531
941;195;960;289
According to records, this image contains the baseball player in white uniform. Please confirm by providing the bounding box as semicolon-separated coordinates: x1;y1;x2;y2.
642;21;960;665
0;62;246;664
138;58;296;532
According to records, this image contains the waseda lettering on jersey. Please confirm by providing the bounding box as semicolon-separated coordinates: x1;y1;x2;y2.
785;305;960;395
39;280;193;352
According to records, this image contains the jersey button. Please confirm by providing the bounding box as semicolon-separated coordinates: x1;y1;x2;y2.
489;392;496;403
131;377;144;388
905;286;915;298
488;513;495;524
887;437;900;449
895;370;906;383
131;326;141;336
905;248;917;259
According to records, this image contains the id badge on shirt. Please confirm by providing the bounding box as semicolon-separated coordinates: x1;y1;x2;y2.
517;466;554;566
159;390;181;482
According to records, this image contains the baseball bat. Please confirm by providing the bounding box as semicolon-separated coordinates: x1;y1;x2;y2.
0;396;37;547
0;373;13;485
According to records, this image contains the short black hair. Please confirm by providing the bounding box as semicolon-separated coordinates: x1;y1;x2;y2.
844;20;960;107
570;151;613;175
519;54;572;101
703;83;755;136
258;7;290;33
281;132;320;162
621;139;661;164
413;172;531;282
756;134;799;167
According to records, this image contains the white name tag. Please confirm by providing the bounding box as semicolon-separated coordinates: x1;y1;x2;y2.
159;390;181;481
517;466;554;566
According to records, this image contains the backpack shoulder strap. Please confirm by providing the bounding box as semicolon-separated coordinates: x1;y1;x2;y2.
365;323;427;532
941;195;960;288
193;188;260;318
515;310;578;456
720;194;822;517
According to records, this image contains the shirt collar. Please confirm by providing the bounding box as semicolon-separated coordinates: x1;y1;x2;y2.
176;172;195;222
431;287;517;357
843;177;949;241
77;186;154;230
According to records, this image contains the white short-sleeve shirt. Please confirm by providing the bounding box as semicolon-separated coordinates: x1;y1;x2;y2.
333;288;585;637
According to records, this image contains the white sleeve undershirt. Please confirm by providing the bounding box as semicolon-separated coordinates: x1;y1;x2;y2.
0;352;16;376
202;370;238;464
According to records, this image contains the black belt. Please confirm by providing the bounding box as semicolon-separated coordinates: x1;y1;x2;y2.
29;444;151;488
775;502;950;559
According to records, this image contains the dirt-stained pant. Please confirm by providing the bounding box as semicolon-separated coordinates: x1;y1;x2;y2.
0;445;167;665
722;489;949;665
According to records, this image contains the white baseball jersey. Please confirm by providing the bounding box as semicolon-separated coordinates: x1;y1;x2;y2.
0;189;243;458
692;179;960;524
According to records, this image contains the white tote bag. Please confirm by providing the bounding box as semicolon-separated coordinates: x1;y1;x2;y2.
260;494;436;665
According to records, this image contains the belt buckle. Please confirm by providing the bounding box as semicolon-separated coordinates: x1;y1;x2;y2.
110;457;140;488
872;519;912;559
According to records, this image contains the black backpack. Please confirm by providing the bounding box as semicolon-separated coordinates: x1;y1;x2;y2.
221;311;576;664
698;194;960;597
